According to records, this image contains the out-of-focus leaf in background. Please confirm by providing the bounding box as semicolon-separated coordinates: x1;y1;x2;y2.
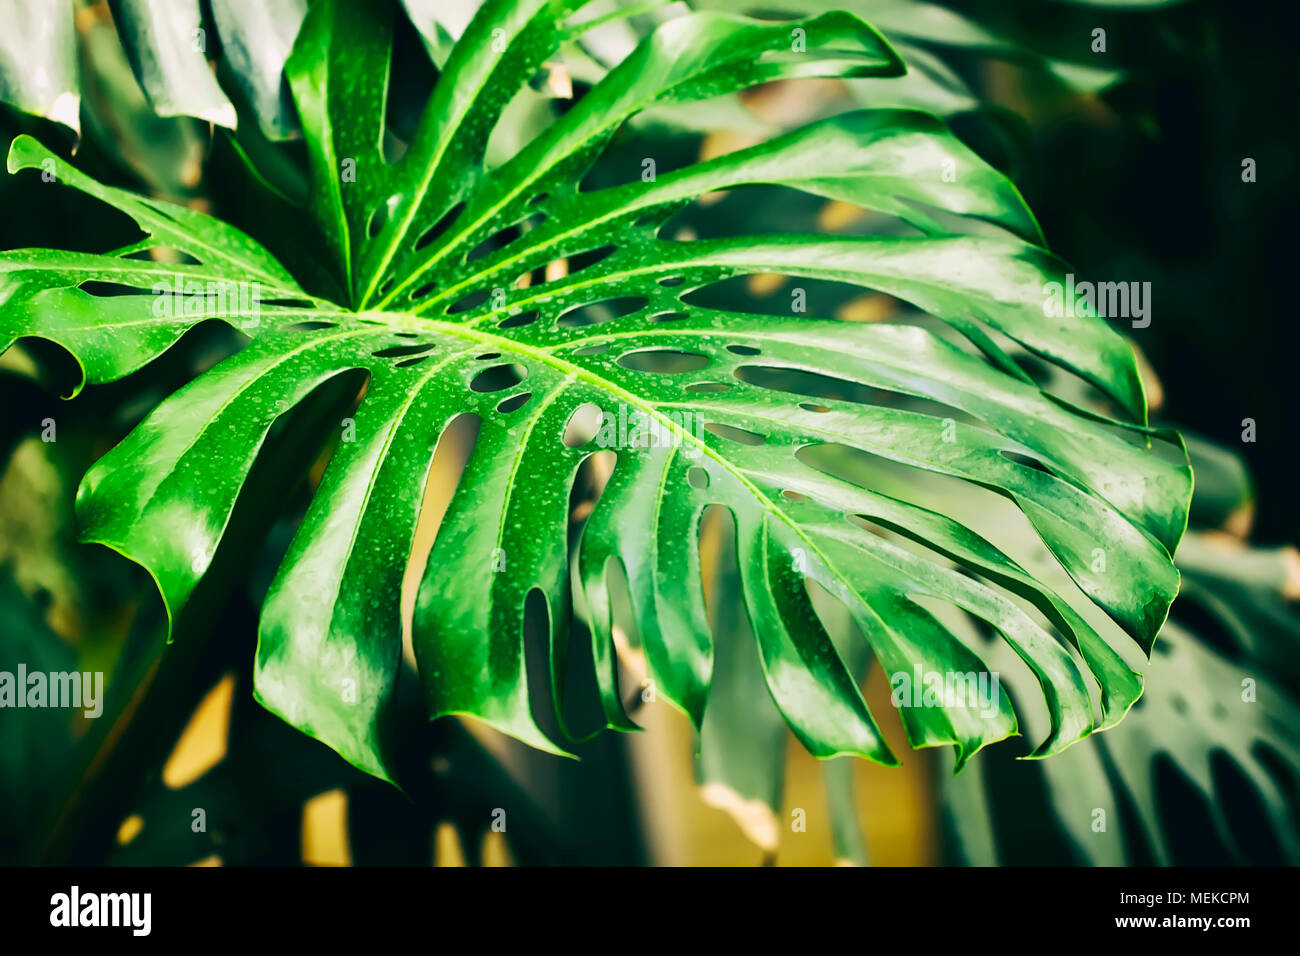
0;0;81;134
209;0;307;141
107;0;236;128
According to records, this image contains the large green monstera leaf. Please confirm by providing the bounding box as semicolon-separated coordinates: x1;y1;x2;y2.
0;0;1190;783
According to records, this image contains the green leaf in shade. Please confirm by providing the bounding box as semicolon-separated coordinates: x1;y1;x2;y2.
210;0;308;140
0;568;78;863
945;522;1300;865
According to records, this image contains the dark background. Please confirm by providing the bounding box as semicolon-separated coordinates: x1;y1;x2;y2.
974;0;1300;545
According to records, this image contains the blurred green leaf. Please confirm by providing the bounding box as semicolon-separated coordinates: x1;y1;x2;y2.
108;0;237;128
210;0;308;140
0;0;81;134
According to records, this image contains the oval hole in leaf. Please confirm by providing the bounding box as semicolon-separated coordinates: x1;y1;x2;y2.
79;280;152;297
447;288;492;314
123;247;200;266
559;296;647;328
687;466;709;490
618;348;709;373
367;203;389;239
703;422;764;446
738;365;896;407
470;363;526;393
373;343;435;358
564;403;604;448
497;392;532;414
564;244;616;277
467;213;546;263
570;449;616;527
499;309;539;329
415;201;466;250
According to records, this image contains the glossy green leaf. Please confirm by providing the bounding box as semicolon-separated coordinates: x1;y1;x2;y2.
1;0;1189;784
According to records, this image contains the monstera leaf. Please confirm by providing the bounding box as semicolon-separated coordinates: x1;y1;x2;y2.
938;427;1298;865
943;533;1300;866
696;0;1125;96
0;0;305;138
0;0;1190;784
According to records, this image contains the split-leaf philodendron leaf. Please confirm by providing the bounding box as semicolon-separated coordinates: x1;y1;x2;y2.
0;0;1191;784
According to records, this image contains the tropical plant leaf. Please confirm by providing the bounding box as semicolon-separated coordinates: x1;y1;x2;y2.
944;557;1300;866
1;0;1190;784
0;566;78;863
696;509;788;854
936;432;1297;866
108;0;239;129
0;0;81;134
695;0;1126;95
210;0;309;140
75;10;211;196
